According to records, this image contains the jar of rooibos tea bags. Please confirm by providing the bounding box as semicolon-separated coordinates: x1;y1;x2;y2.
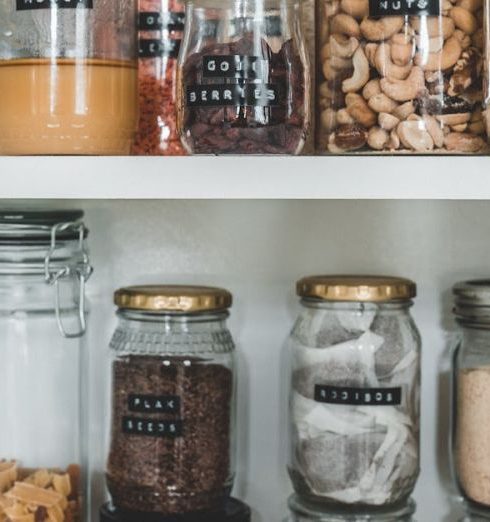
287;495;417;521
177;0;310;155
288;276;421;510
105;285;245;518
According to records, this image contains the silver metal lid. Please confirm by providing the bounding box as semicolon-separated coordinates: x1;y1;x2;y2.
453;280;490;326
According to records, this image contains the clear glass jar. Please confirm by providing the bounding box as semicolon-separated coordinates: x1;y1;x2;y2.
288;276;421;510
0;1;138;155
132;0;187;156
288;495;417;522
317;0;487;154
105;285;237;516
0;209;92;522
451;280;490;513
177;0;310;154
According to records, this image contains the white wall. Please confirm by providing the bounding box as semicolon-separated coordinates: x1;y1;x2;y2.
27;199;490;522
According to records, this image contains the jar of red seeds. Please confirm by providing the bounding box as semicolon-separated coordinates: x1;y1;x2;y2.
133;0;186;156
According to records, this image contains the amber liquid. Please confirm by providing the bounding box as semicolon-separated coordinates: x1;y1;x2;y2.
0;58;138;155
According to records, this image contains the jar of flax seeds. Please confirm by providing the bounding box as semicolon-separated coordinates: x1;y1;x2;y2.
105;285;238;516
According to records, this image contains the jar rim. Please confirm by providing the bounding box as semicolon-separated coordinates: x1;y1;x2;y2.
453;279;490;326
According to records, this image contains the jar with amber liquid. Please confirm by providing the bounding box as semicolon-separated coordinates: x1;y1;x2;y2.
0;0;138;155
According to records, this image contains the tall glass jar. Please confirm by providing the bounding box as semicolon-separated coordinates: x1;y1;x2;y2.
316;0;487;154
288;495;417;522
0;209;92;522
0;1;138;155
288;276;421;510
451;280;490;515
177;0;310;155
105;285;237;516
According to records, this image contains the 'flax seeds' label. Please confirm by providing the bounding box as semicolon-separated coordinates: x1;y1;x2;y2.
186;83;280;108
17;0;93;10
139;38;181;58
122;417;183;438
368;0;439;16
128;394;180;414
139;11;185;31
314;385;402;406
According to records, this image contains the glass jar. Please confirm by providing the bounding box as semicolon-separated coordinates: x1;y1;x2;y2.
0;209;92;522
288;495;417;522
177;0;310;155
0;1;138;155
132;0;187;156
451;280;490;513
105;285;238;516
288;276;421;510
316;0;487;154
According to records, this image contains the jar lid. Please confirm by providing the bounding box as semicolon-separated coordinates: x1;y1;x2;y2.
114;285;233;312
100;499;251;522
453;279;490;325
296;275;416;303
288;495;416;521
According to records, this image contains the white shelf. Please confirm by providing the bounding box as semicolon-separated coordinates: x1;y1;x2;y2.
0;155;489;199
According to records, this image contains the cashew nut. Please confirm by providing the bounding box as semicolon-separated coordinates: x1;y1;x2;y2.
340;0;369;18
422;115;445;147
368;93;398;113
458;0;482;11
451;122;468;132
345;93;377;127
323;61;353;81
450;6;477;34
469;120;485;134
379;112;400;131
391;34;414;66
436;112;471;125
380;66;426;101
337;108;356;124
389;129;401;149
453;29;471;48
415;36;462;71
375;43;412;80
365;43;378;66
416;35;444;53
360;16;405;41
362;79;381;99
342;46;370;93
325;0;341;17
410;16;455;38
331;14;361;37
397;120;434;151
367;126;389;150
444;132;485;151
392;101;415;120
330;55;354;69
329;35;359;58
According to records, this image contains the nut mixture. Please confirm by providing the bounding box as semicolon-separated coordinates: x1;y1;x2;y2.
317;1;488;153
0;461;80;522
107;356;233;514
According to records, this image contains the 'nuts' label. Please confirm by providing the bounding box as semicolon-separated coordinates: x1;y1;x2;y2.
186;84;280;107
314;385;402;406
122;417;183;438
203;55;269;80
139;11;185;31
128;394;180;414
139;38;181;58
17;0;93;9
369;0;439;16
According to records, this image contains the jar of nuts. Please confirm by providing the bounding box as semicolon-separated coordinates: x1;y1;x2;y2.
317;0;488;153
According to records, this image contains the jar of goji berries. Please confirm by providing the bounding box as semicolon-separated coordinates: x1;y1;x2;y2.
133;0;186;155
177;0;311;155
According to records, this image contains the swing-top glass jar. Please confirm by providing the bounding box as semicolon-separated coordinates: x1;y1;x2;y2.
177;0;310;154
288;276;421;510
0;0;138;155
0;209;93;522
105;285;238;516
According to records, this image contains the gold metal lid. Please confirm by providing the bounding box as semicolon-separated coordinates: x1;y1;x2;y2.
296;275;416;303
114;285;233;312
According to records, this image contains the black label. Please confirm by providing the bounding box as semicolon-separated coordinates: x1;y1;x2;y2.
186;84;280;108
139;11;185;31
139;38;181;58
203;55;269;80
128;394;180;414
369;0;439;16
122;417;183;438
17;0;93;10
314;385;402;406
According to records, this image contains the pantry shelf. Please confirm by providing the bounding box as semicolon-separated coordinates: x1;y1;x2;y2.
1;156;490;199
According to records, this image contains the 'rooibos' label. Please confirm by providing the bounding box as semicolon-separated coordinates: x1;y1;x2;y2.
17;0;93;10
128;394;180;414
122;417;183;438
314;385;402;406
186;84;280;108
369;0;439;16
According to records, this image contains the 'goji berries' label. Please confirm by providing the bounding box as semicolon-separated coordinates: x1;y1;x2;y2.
17;0;93;9
368;0;439;16
186;84;280;108
203;55;269;80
